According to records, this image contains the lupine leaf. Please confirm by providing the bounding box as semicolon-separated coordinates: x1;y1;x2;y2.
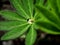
0;10;26;21
0;21;27;31
36;21;60;34
0;0;60;45
36;5;60;27
10;0;30;19
25;25;37;45
1;23;30;40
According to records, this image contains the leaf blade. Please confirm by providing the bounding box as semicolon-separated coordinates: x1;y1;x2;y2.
1;23;30;40
20;0;33;18
25;25;37;45
36;5;60;27
28;0;33;18
35;0;44;5
0;10;26;21
36;21;60;34
48;0;58;11
10;0;30;19
0;21;27;31
57;0;60;13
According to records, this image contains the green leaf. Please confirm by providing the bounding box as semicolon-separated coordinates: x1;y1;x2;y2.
36;5;60;27
45;0;51;9
57;0;60;12
35;0;44;6
0;10;26;21
1;23;30;40
36;21;60;34
20;0;33;18
25;25;37;45
35;0;50;9
48;0;59;14
0;21;27;31
27;0;33;18
34;10;45;22
48;0;57;10
10;0;30;19
48;0;60;18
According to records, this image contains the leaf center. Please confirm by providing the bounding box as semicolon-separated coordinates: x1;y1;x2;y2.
27;19;34;24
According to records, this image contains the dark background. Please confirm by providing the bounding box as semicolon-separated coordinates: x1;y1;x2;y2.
0;0;60;45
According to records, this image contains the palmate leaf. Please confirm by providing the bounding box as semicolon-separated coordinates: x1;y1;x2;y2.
0;21;27;31
1;0;60;45
1;23;30;40
36;21;60;34
0;10;26;21
25;25;37;45
10;0;33;19
36;5;60;27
